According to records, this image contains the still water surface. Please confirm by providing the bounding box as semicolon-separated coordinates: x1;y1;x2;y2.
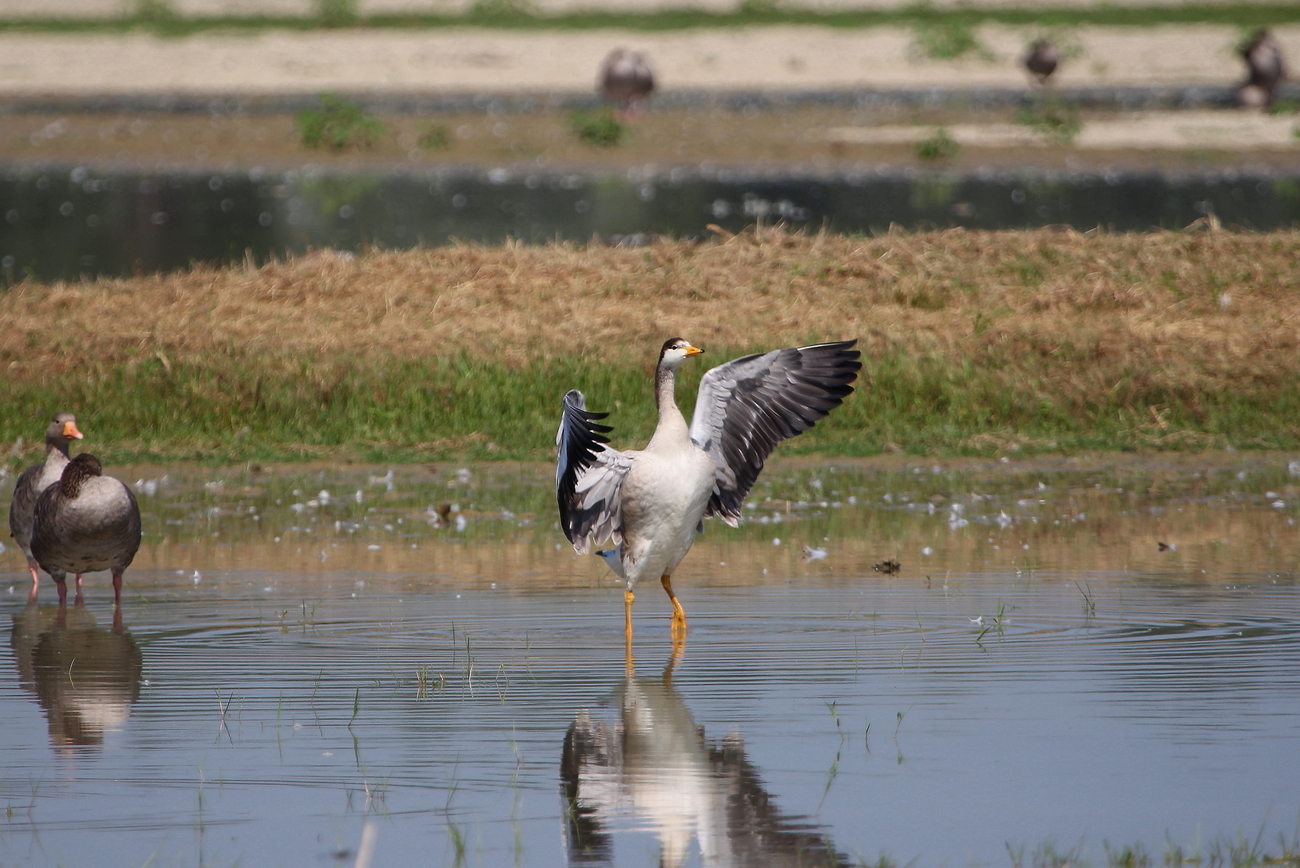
2;456;1298;867
4;165;1300;281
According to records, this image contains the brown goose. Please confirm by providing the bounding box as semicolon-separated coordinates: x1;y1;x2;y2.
599;48;655;113
1023;38;1059;85
557;339;860;644
8;412;84;600
30;453;141;606
1238;28;1286;109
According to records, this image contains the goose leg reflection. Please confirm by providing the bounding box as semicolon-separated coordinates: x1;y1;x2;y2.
10;598;142;748
561;653;852;868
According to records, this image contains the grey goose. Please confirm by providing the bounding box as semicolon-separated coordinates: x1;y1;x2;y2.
8;412;84;601
31;453;141;606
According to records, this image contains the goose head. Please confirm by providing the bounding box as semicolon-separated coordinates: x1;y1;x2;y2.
46;412;84;448
658;338;704;372
58;453;103;499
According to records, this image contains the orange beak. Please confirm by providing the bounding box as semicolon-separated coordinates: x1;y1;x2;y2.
684;345;704;357
63;421;84;440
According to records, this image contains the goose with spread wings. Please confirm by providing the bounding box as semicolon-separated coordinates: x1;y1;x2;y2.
557;338;861;640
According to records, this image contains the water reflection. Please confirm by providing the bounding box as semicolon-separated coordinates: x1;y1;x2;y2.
561;653;850;868
8;602;141;748
4;165;1300;281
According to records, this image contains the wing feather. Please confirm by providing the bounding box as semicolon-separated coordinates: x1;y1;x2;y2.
688;340;862;525
556;390;631;554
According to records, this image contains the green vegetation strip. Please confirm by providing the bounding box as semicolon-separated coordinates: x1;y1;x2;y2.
5;349;1295;466
3;2;1300;34
1;227;1298;465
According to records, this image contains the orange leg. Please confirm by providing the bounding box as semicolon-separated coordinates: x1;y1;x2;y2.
624;589;635;675
25;558;39;603
661;574;687;636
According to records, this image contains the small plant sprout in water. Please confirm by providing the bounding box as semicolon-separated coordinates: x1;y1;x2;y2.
916;127;959;161
1006;836;1088;868
976;598;1009;645
893;708;911;764
1075;580;1097;617
415;665;446;698
1104;840;1152;868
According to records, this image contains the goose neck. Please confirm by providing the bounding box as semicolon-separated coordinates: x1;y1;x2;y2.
650;362;689;444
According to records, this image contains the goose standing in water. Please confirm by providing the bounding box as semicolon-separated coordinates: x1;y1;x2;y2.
8;413;84;601
30;453;141;606
557;338;860;643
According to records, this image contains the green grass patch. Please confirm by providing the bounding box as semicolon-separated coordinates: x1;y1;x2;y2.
3;3;1300;35
4;344;1299;467
567;107;627;147
909;16;995;61
915;127;960;161
1017;95;1083;145
296;95;385;151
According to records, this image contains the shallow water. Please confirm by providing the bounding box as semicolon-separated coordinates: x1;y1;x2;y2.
2;455;1299;867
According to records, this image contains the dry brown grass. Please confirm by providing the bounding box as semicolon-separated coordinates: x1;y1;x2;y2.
3;225;1299;460
3;225;1298;382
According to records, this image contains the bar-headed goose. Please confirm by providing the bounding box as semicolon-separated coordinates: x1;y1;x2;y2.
8;412;84;600
557;338;861;640
30;453;141;606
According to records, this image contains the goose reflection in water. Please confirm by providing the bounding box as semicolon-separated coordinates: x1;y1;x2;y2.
9;602;142;748
561;655;851;868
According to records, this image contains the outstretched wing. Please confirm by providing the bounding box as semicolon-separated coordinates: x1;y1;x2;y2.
556;390;632;554
688;340;862;526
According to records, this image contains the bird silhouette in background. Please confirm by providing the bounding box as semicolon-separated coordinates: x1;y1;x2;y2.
1023;38;1059;85
599;48;655;114
1238;28;1286;109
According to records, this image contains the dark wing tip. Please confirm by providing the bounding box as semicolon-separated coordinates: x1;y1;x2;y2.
557;390;615;543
